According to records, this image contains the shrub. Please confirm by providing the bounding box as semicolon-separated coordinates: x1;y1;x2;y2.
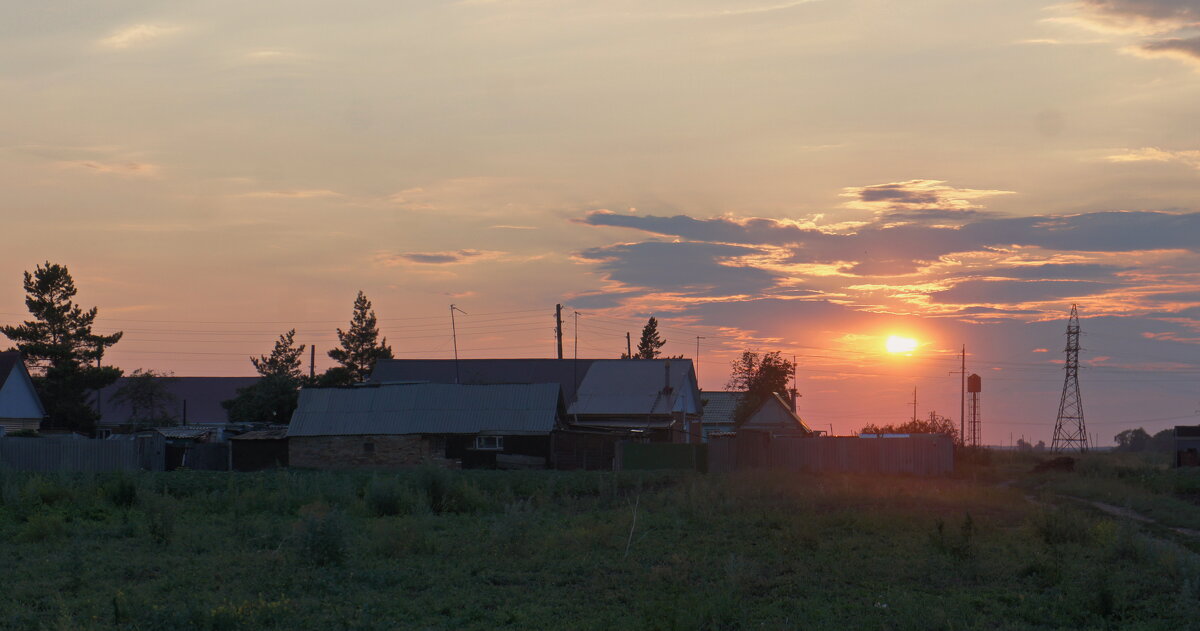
1031;507;1093;547
416;465;451;514
365;476;416;517
104;473;139;508
18;509;67;542
292;501;347;566
142;493;177;544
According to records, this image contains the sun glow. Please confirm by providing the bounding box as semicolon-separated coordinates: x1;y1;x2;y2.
885;335;919;354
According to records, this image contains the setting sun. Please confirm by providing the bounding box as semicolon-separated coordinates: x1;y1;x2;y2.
885;335;919;354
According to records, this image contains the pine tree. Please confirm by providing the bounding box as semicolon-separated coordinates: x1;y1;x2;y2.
251;329;306;380
327;291;393;382
1;262;123;433
635;317;666;359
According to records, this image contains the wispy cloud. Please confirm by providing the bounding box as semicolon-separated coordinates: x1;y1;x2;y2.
375;249;507;266
99;24;182;50
1130;35;1200;66
239;189;342;199
1106;147;1200;169
57;160;160;177
1067;0;1200;35
840;179;1015;221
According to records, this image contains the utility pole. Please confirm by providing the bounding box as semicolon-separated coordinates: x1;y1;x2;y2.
309;345;315;380
626;332;632;359
912;387;918;423
555;304;564;360
573;311;581;390
948;345;966;446
1052;304;1088;453
450;304;467;384
695;336;705;382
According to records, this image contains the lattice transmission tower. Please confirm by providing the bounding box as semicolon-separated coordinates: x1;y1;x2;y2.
1051;304;1088;453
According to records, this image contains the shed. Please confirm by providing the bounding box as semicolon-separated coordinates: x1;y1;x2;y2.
230;428;289;471
0;351;46;434
1176;426;1200;467
287;382;565;469
700;391;743;441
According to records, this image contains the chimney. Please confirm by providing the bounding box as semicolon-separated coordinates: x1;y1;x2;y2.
663;360;673;395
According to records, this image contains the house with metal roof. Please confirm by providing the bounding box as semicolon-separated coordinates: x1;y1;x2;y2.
567;359;703;443
287;382;566;469
94;376;260;434
0;351;45;434
369;358;704;443
739;392;811;436
369;359;595;403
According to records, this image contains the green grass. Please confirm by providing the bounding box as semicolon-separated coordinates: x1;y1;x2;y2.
0;463;1198;629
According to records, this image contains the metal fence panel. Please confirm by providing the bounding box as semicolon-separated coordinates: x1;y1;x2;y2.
0;436;165;472
764;435;953;476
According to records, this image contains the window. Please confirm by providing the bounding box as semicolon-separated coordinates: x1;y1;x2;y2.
363;442;375;454
473;436;504;451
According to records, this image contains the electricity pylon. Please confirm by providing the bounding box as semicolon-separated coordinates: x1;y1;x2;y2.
1051;304;1088;453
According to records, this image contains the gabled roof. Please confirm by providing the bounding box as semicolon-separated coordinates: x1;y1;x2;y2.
96;376;260;426
569;359;702;417
701;391;744;425
287;382;564;437
0;351;47;419
368;359;595;403
742;392;810;434
0;351;23;391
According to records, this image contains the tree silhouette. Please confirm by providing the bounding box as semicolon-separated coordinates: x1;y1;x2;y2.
111;369;178;429
726;350;795;425
327;291;393;382
635;317;666;359
0;262;124;434
251;329;306;380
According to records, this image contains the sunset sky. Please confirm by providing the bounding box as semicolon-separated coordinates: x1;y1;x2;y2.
3;1;1200;445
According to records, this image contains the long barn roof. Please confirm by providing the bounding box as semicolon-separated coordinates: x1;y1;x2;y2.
287;382;564;437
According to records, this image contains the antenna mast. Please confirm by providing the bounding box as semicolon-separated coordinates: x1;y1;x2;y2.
450;304;467;384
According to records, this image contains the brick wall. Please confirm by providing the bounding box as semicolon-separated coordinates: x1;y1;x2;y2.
290;434;434;470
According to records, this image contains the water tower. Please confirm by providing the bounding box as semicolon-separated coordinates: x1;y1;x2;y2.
967;373;981;447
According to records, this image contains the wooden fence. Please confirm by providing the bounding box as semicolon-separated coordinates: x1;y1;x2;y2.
0;436;166;472
708;433;953;476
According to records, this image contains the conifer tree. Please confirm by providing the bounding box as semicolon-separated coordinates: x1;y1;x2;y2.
327;291;393;382
1;262;123;433
251;329;306;381
635;316;666;359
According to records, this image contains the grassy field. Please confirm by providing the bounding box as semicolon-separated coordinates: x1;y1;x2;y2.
3;455;1200;630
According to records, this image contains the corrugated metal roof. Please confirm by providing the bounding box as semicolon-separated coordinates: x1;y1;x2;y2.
230;428;289;440
156;427;213;440
701;391;744;424
569;359;702;417
287;382;563;437
368;359;595;403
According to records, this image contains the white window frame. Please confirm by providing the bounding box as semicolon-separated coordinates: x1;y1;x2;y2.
473;435;504;451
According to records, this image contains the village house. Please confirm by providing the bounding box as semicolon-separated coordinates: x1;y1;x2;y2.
739;392;811;436
567;359;703;443
368;358;703;443
0;351;45;435
287;382;566;469
94;376;260;436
